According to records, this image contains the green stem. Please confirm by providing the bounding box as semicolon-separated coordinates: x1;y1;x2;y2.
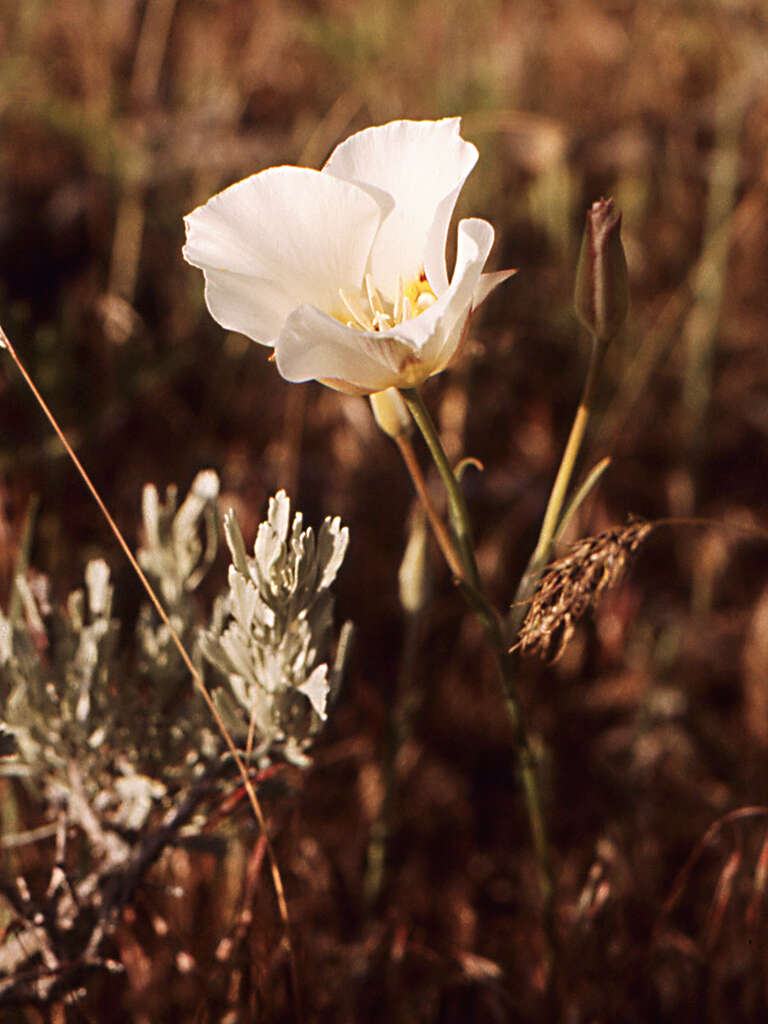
398;385;554;965
399;388;479;588
509;340;605;637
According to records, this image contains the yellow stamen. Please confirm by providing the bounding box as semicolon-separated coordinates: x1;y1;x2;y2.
335;270;436;333
393;275;404;324
339;288;375;331
365;273;385;316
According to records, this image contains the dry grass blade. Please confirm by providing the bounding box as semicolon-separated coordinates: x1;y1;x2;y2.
704;848;740;952
658;806;768;927
746;827;768;933
515;518;653;661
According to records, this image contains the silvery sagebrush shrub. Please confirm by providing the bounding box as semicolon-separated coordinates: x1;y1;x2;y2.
134;470;223;772
0;475;350;1004
136;467;220;680
201;489;351;767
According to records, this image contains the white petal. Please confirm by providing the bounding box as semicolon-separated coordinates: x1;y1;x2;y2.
397;218;496;374
196;268;294;345
322;119;477;300
472;268;517;311
275;305;419;394
183;167;386;346
274;219;495;393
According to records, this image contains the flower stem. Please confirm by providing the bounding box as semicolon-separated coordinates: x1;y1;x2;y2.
508;341;605;638
397;385;554;964
399;388;479;588
394;433;465;581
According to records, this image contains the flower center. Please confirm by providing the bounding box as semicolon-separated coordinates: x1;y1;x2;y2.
337;270;436;332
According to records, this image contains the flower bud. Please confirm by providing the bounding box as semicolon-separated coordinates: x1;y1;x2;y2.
398;510;429;614
574;197;629;345
369;387;412;439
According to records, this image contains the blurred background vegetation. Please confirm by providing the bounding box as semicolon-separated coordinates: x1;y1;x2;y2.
2;0;768;1018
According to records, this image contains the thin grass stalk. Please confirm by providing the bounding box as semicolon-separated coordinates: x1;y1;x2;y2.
8;493;39;624
680;86;742;470
595;179;765;455
108;0;178;304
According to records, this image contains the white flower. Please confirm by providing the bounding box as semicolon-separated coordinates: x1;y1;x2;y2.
183;118;512;395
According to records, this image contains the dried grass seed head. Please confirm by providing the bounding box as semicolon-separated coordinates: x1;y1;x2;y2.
516;518;653;661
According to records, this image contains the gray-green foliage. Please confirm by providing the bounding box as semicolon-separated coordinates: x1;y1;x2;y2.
202;490;351;767
0;557;163;838
0;476;350;1002
0;476;350;803
0;470;225;838
133;470;223;771
136;469;219;686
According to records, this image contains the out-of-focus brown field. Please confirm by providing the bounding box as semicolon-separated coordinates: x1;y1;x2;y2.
2;0;768;1019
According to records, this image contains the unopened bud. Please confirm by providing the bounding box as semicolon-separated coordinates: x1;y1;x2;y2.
369;387;412;439
574;197;628;345
398;510;429;614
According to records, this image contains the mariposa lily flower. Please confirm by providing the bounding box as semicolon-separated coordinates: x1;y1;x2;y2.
183;118;512;395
